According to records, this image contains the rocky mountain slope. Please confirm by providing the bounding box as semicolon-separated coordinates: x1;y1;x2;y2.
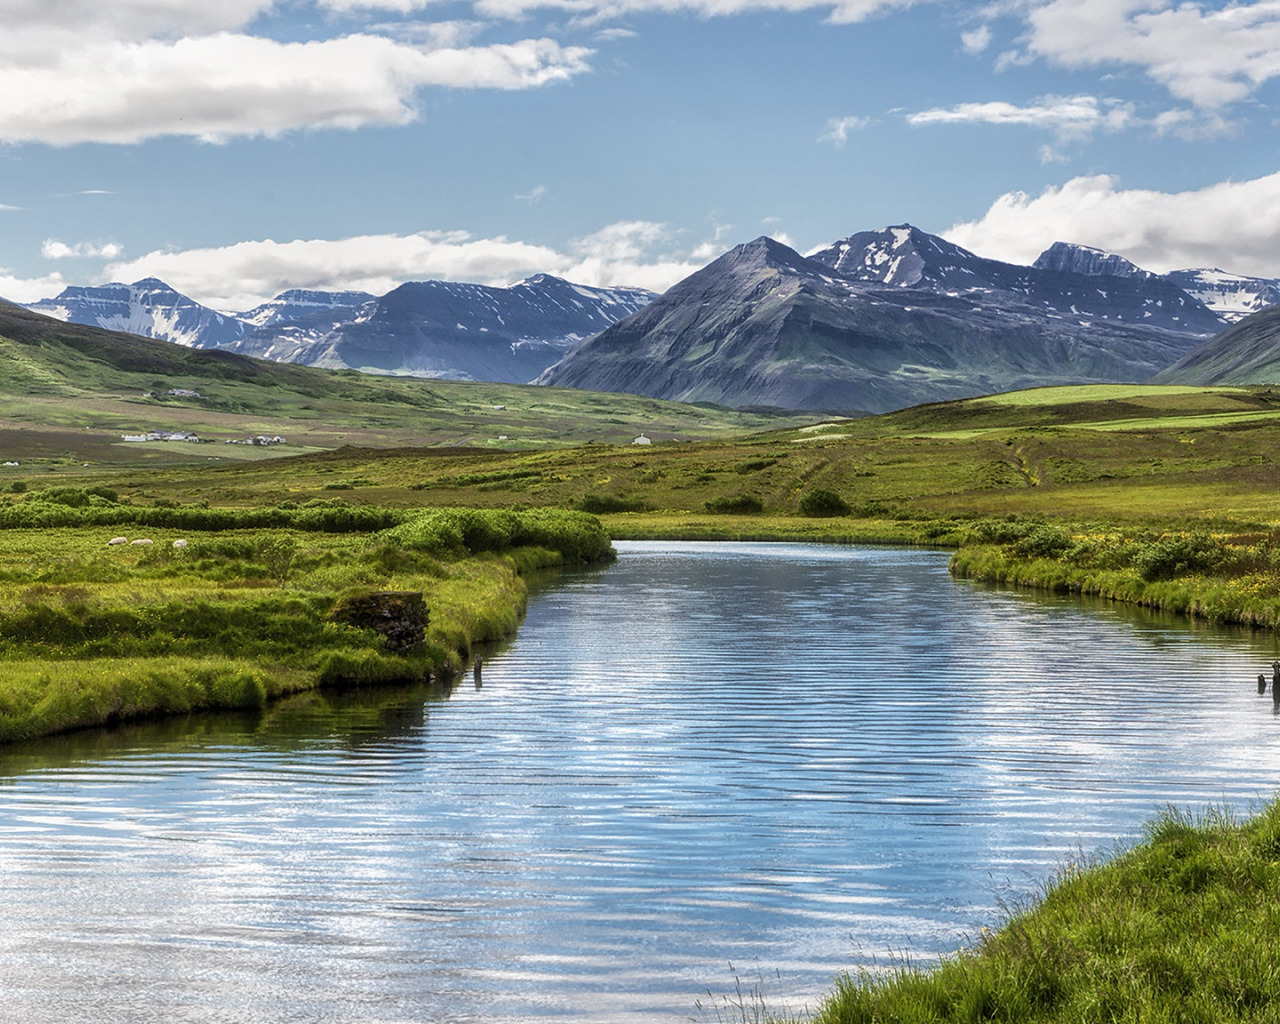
1153;304;1280;385
223;274;655;382
1162;269;1280;324
23;275;655;384
27;279;250;349
537;228;1224;414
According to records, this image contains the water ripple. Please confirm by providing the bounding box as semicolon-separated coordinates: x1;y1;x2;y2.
2;541;1280;1023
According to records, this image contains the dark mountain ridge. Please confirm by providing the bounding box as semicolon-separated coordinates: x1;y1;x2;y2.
538;227;1224;414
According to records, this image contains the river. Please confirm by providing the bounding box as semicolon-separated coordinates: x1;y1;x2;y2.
2;540;1279;1022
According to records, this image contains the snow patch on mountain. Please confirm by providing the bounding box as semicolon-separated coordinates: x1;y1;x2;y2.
1163;269;1280;323
25;279;251;349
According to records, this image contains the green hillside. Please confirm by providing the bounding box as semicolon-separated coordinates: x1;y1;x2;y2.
0;302;807;472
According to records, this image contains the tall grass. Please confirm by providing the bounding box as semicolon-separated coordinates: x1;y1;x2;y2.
950;525;1280;628
0;506;613;742
814;800;1280;1023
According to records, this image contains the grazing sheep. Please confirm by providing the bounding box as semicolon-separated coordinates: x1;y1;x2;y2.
107;537;128;546
131;538;153;546
172;539;188;549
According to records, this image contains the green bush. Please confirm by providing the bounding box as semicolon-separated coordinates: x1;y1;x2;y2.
798;488;852;517
1012;525;1074;559
577;493;647;514
704;494;764;514
1134;534;1228;582
385;507;612;563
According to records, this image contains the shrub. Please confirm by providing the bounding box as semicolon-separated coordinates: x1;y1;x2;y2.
798;488;851;518
385;507;612;564
577;493;647;514
1012;525;1074;559
1133;534;1228;582
704;494;764;514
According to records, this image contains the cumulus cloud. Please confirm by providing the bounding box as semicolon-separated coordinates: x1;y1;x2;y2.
961;25;992;54
818;114;871;146
0;34;593;145
1;0;269;38
907;95;1134;140
945;172;1280;277
1018;0;1280;109
472;0;926;26
42;239;126;260
0;270;69;304
99;222;708;311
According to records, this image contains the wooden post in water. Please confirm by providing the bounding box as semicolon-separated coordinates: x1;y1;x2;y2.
1259;674;1268;695
473;655;483;689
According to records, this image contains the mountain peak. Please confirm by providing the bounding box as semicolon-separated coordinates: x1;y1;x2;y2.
808;224;981;287
1033;242;1153;279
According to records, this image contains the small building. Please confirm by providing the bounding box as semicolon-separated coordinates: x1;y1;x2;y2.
632;434;652;446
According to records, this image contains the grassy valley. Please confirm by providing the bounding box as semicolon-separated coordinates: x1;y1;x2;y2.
0;303;807;474
8;308;1280;1022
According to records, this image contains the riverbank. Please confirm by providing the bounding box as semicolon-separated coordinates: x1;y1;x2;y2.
0;500;612;744
810;800;1280;1023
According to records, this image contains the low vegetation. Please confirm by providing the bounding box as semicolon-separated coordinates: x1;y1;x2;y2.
813;802;1280;1023
0;502;611;743
9;380;1280;1020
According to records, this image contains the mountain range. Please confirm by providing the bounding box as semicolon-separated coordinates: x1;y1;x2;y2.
25;275;655;385
537;227;1230;414
15;225;1280;414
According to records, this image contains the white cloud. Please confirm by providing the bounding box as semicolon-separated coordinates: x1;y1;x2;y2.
1018;0;1280;109
0;0;269;38
318;0;435;11
0;34;594;145
515;185;549;202
961;24;992;54
907;94;1134;140
99;222;708;310
0;270;69;304
945;172;1280;277
472;0;926;26
818;114;871;146
42;239;126;260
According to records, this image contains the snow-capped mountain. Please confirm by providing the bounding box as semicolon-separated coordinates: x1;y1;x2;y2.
806;227;1221;335
1029;242;1280;324
236;289;376;328
1162;269;1280;323
22;274;657;383
222;274;658;382
538;227;1226;415
26;278;251;349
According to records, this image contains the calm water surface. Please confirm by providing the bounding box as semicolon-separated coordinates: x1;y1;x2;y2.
4;540;1280;1023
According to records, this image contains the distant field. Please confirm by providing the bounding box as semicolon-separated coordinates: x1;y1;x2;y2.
18;382;1272;534
0;307;812;475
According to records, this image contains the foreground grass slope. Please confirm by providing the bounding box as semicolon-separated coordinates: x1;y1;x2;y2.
814;802;1280;1023
0;500;612;742
7;381;1280;1022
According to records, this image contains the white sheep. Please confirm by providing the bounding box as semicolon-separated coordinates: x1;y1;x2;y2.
173;539;188;549
107;537;128;546
131;538;153;546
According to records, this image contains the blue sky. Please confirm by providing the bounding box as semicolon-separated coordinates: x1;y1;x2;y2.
2;0;1280;311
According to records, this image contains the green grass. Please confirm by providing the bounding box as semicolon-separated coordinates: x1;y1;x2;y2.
814;802;1280;1023
10;377;1280;1019
0;507;612;743
0;309;811;473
